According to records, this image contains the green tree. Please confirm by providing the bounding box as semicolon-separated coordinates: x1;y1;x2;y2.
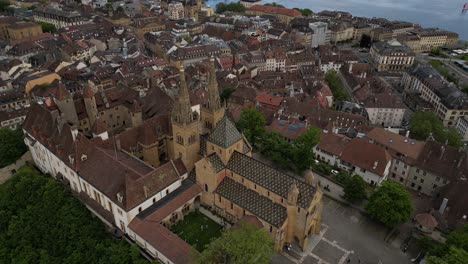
0;166;148;263
325;71;348;101
264;2;285;8
427;247;468;264
0;0;10;12
38;22;57;33
216;2;246;13
220;87;236;103
366;181;413;227
290;126;321;172
0;128;27;168
196;221;274;264
343;175;367;203
409;111;462;147
294;8;313;16
259;131;291;170
237;107;265;147
360;34;372;48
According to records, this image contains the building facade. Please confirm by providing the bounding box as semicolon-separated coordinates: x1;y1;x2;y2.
370;40;415;72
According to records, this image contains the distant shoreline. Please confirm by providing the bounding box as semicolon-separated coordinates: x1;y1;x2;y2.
205;0;467;41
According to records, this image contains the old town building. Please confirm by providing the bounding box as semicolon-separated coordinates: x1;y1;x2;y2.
370;40;415;72
23;59;323;263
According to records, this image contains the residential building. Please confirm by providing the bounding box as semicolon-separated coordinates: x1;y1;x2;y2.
309;22;329;48
338;138;392;186
399;29;459;52
455;117;468;141
246;5;301;25
168;2;184;20
240;0;261;8
365;128;425;185
370;40;415;72
407;141;467;195
401;64;468;127
33;7;87;29
314;131;351;166
6;22;42;40
362;93;407;127
329;22;354;43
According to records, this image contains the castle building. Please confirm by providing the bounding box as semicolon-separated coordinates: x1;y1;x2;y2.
22;57;323;263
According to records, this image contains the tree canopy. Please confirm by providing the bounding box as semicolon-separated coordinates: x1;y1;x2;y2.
196;221;274;264
359;34;372;48
409;111;462;147
264;2;284;8
325;71;348;101
293;8;313;16
366;181;413;227
38;22;57;33
220;87;236;103
215;2;245;13
0;0;10;12
290;126;321;172
0;166;148;264
0;128;27;168
421;225;468;264
237;107;265;147
259;126;320;173
343;175;367;203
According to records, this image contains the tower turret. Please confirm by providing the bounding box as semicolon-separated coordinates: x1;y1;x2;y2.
201;56;225;134
55;83;79;126
171;65;200;170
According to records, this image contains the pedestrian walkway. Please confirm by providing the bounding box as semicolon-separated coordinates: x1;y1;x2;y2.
0;151;32;184
199;207;232;228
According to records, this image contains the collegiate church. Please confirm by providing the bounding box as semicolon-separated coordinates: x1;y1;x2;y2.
22;57;323;264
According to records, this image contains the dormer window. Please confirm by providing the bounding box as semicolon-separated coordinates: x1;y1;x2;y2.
81;154;87;162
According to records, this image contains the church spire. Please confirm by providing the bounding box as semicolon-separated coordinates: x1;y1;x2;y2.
207;56;221;111
172;66;194;124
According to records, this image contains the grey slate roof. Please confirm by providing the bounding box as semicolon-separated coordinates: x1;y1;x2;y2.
227;151;316;209
207;115;243;148
207;153;224;173
215;177;287;227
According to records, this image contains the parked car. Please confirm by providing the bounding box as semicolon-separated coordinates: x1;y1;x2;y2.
331;170;339;175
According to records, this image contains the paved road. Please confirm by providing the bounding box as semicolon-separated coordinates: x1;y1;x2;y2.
417;55;468;85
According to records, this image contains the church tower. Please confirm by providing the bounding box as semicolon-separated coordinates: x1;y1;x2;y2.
201;56;225;134
55;83;79;126
172;66;200;171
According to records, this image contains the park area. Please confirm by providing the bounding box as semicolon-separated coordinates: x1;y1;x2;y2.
170;210;224;252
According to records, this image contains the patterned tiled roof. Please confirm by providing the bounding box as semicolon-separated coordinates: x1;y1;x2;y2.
207;153;225;172
207;115;243;148
227;151;316;209
215;177;287;227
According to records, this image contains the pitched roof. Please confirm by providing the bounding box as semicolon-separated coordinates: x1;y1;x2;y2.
415;141;467;182
207;153;224;172
207;115;243;148
248;5;301;17
215;177;287;227
129;180;201;264
226;151;316;208
316;131;351;157
365;128;425;163
340;138;392;176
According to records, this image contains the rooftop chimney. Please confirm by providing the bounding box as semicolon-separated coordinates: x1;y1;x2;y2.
439;198;448;214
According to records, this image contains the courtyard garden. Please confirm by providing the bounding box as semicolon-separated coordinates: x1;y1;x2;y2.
170;210;223;252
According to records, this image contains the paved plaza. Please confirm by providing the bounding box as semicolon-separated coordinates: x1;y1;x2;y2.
272;197;413;264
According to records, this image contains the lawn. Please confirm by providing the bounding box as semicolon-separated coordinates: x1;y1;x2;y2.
170;210;223;252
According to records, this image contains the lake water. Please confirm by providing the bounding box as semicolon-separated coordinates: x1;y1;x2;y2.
205;0;468;40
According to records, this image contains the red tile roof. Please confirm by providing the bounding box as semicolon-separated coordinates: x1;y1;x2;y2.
340;138;392;176
248;5;301;17
255;93;283;107
316;132;351;157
